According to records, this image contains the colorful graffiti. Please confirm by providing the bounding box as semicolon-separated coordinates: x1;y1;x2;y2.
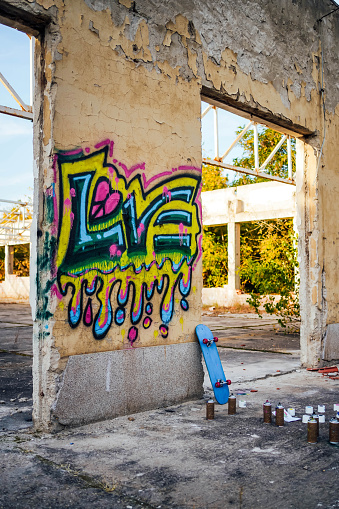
53;140;201;344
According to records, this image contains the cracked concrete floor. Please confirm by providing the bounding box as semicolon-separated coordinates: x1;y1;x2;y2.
1;304;339;508
2;370;339;509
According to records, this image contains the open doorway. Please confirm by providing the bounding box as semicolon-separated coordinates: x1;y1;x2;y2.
200;97;300;357
0;23;33;431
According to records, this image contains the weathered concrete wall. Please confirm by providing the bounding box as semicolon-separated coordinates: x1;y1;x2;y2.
1;0;338;428
202;287;281;311
202;287;248;308
0;275;30;301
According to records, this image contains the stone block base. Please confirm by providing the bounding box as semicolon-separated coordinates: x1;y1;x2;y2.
53;343;204;427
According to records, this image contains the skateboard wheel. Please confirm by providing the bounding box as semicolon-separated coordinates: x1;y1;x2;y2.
215;381;221;388
203;338;208;344
227;380;232;385
213;337;218;342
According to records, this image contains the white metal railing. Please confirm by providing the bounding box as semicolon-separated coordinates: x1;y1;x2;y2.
0;199;32;244
202;103;296;186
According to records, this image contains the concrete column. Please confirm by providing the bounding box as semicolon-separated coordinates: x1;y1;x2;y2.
5;245;14;278
228;222;240;292
293;214;299;292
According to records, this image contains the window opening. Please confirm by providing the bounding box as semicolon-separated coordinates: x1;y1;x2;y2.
0;24;33;277
201;98;300;336
202;100;296;186
0;21;34;432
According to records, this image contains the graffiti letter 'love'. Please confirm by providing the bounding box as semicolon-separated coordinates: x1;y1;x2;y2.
54;142;201;344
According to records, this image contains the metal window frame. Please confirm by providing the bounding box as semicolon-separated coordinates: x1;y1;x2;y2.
202;99;296;186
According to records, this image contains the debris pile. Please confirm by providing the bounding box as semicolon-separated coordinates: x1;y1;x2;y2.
307;365;339;380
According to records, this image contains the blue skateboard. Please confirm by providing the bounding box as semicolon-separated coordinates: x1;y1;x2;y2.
196;324;231;404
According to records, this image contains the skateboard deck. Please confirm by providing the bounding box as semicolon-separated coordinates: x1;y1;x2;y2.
196;324;231;404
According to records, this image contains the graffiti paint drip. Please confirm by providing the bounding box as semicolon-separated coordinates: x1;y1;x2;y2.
128;326;138;346
162;186;171;203
59;259;192;339
84;299;93;326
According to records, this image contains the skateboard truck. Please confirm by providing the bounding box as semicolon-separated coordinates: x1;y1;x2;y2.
202;337;219;347
215;379;232;388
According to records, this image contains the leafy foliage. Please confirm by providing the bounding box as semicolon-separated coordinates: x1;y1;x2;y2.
0;203;31;280
231;125;299;328
240;220;299;330
0;248;4;282
202;162;229;288
0;244;30;280
13;244;30;277
240;220;296;294
202;162;228;192
203;226;228;288
247;291;300;331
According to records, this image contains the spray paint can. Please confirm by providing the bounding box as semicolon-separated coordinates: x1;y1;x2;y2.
275;403;284;427
206;400;215;420
263;400;272;424
329;418;339;444
228;394;236;415
307;417;318;444
312;413;320;437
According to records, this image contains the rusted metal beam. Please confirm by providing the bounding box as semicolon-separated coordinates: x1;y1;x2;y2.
202;158;296;186
0;71;31;112
259;135;287;171
0;199;29;205
0;104;33;120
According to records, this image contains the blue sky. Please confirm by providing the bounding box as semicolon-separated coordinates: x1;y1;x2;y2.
201;102;244;171
0;24;32;203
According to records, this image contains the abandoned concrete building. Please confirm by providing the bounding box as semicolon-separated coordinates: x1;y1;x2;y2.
0;0;338;430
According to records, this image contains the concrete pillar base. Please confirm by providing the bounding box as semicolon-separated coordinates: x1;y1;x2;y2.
52;343;204;427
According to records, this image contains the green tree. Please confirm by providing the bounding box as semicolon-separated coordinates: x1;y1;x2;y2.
0;203;31;280
202;162;229;288
0;244;30;280
242;220;300;330
240;220;296;294
13;244;30;277
202;162;228;192
203;226;228;288
0;247;4;282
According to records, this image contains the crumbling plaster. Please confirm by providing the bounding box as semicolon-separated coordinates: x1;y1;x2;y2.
0;0;338;428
